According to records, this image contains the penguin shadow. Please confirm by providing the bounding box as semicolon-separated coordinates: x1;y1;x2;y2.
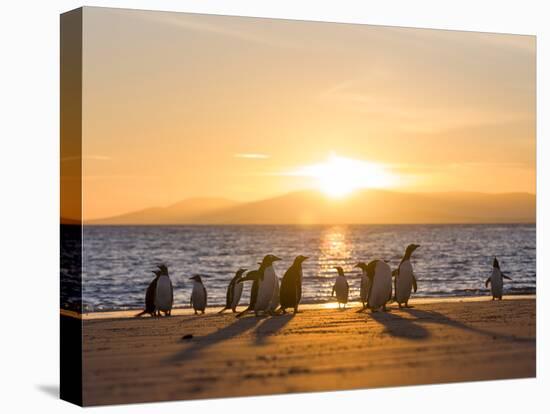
166;317;262;364
399;308;535;344
369;311;430;340
254;314;294;345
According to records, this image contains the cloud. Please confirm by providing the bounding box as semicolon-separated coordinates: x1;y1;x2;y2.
139;11;295;49
234;153;270;160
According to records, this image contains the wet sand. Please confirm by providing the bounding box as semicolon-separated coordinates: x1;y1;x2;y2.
80;296;536;406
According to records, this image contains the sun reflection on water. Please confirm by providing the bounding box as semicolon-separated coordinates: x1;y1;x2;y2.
318;226;352;277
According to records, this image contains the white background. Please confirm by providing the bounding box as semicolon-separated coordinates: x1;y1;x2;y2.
0;0;547;412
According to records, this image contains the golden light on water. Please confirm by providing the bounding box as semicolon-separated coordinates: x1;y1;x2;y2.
291;154;398;198
319;226;351;276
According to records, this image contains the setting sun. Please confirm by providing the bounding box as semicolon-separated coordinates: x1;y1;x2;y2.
291;154;397;198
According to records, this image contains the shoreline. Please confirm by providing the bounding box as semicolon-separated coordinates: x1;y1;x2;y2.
81;296;536;406
64;294;536;320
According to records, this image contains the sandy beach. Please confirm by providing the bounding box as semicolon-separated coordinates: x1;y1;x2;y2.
80;296;536;406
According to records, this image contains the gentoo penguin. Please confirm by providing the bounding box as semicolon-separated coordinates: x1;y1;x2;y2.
365;260;393;312
237;254;281;317
154;264;173;316
279;255;308;314
332;266;349;309
190;275;207;314
485;257;512;300
135;270;161;317
354;262;370;310
219;268;247;313
394;244;420;308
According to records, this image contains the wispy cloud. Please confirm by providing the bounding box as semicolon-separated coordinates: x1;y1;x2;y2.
234;153;270;160
139;12;295;49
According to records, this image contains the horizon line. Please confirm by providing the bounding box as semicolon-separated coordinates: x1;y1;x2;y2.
79;188;537;223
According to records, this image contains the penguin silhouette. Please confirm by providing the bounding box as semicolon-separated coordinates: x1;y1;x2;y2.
365;260;393;312
190;275;207;314
219;268;247;313
135;270;161;317
236;268;262;318
155;264;174;316
354;262;370;310
332;266;349;309
485;257;512;300
237;254;281;317
393;244;420;308
279;255;308;314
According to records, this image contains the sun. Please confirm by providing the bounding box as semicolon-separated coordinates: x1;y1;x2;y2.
293;154;396;198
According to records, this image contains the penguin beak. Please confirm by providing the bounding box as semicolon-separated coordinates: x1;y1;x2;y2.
273;256;282;261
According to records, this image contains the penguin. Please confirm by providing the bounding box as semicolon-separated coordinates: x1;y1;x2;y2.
236;269;262;318
331;266;349;309
135;270;161;317
365;260;393;312
237;254;281;317
218;268;247;313
154;264;173;316
485;257;512;300
354;262;370;310
394;244;420;308
190;275;207;314
279;255;308;314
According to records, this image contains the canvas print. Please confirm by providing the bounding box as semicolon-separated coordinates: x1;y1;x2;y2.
60;7;536;407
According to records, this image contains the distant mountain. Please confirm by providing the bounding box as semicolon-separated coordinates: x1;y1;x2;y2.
88;198;239;225
87;190;535;225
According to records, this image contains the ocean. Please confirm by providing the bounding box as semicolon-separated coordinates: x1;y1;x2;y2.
79;224;536;312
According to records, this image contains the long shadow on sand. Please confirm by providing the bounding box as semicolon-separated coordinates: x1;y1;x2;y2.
165;316;263;364
369;311;430;340
399;307;535;344
254;314;294;345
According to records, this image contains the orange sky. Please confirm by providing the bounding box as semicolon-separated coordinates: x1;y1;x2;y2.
77;7;535;221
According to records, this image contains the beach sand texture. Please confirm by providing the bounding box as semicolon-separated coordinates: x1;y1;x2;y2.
81;297;535;406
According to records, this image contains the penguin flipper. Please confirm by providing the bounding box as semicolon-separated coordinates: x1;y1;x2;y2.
485;277;491;288
502;273;512;280
412;275;418;293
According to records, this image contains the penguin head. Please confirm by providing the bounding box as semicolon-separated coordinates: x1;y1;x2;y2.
334;266;345;277
354;262;368;272
190;275;203;284
235;268;248;278
157;264;169;275
493;257;500;268
262;254;282;267
405;244;420;256
293;255;309;265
